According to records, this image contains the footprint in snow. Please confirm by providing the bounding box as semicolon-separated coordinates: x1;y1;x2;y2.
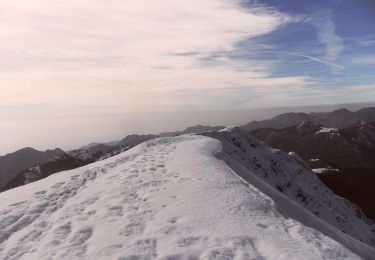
256;223;267;229
51;182;65;189
178;237;201;247
9;200;28;207
168;217;178;224
108;206;124;217
119;222;145;237
53;222;72;240
134;238;158;257
33;190;47;195
69;227;93;246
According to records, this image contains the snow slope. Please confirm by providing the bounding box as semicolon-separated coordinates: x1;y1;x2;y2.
0;134;373;259
204;129;375;247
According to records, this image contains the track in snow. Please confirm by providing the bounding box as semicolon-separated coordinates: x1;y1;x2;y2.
0;135;366;259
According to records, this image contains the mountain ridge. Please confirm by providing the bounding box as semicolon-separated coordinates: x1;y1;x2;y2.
0;147;65;188
242;107;375;131
0;130;374;259
251;120;375;220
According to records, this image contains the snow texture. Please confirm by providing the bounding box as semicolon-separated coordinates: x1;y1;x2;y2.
316;127;340;135
204;128;375;248
0;133;374;259
312;168;340;174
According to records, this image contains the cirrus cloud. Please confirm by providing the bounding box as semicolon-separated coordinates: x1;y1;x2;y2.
0;0;305;114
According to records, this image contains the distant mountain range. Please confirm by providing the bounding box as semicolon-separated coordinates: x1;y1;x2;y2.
0;147;64;188
251;120;375;170
251;120;375;220
0;134;158;192
241;107;375;131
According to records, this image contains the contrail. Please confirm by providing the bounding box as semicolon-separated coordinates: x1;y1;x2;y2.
289;53;345;69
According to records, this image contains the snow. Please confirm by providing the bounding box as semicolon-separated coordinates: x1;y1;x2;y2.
316;127;339;135
67;149;97;161
23;165;42;184
312;168;340;174
203;129;375;254
0;134;374;259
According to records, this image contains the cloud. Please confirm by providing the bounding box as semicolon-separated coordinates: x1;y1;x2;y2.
310;10;344;74
0;0;305;115
237;82;375;109
351;55;375;65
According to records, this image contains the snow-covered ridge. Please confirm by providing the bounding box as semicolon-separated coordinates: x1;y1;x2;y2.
203;128;375;248
0;133;374;259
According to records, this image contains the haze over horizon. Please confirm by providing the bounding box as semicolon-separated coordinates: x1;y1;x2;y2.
1;102;374;155
1;0;374;154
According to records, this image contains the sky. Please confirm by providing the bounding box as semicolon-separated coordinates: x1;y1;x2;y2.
1;0;375;154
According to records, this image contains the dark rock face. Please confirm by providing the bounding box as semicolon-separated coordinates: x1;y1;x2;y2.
0;148;65;187
242;107;375;131
251;120;375;220
251;121;375;169
318;167;375;221
1;153;92;191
